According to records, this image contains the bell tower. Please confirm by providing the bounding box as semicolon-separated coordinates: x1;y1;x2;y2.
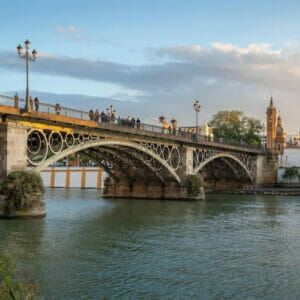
266;97;277;153
275;115;285;155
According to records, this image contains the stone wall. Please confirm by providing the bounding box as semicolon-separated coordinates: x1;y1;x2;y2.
255;154;278;185
103;179;205;200
0;123;28;179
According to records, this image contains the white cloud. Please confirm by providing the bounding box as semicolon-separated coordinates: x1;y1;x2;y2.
56;25;87;40
2;42;300;132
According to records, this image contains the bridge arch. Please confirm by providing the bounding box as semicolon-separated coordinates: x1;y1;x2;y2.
193;152;254;182
33;139;181;183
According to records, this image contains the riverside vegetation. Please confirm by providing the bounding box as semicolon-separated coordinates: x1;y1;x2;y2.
0;254;37;299
185;174;204;198
0;171;45;218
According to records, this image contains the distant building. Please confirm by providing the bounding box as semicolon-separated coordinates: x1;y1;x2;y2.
286;134;300;147
266;97;286;155
179;124;214;139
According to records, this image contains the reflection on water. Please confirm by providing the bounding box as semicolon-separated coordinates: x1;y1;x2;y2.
0;189;300;299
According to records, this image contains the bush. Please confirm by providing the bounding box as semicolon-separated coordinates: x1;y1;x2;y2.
0;171;45;216
185;174;203;198
0;254;37;299
282;166;300;185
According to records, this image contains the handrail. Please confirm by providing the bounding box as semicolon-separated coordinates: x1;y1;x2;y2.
0;94;262;151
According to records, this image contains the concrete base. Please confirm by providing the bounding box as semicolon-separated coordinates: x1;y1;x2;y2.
0;123;28;179
103;180;205;200
0;193;46;219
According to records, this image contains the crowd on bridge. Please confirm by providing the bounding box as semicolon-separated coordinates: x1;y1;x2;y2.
88;109;141;129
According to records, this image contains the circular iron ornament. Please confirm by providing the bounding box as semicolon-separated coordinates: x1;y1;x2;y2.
170;147;180;170
27;129;48;166
78;134;84;144
27;130;42;155
49;131;64;154
156;145;162;157
162;145;171;162
65;133;75;147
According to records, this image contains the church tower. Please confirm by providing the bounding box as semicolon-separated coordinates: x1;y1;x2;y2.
266;97;277;152
275;115;285;155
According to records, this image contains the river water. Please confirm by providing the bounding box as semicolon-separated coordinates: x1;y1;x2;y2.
0;189;299;299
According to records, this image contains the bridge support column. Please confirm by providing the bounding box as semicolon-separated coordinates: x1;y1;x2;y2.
178;147;194;177
0;123;28;180
255;154;278;185
103;178;204;200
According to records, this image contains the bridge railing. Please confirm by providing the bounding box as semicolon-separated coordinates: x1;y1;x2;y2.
0;94;90;119
0;94;262;151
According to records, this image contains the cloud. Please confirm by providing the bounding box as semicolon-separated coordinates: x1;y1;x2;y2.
2;42;300;94
1;42;300;132
56;25;88;40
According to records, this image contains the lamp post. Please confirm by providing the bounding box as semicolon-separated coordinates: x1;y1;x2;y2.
107;105;116;123
107;105;116;117
193;100;201;141
17;40;38;112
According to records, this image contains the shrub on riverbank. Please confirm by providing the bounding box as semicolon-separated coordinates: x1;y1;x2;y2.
0;171;45;216
185;174;204;198
0;254;38;299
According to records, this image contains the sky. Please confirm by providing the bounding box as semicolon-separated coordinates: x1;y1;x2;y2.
1;0;300;133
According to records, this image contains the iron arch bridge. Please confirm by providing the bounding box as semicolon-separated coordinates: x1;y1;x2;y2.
28;127;257;185
0;97;267;199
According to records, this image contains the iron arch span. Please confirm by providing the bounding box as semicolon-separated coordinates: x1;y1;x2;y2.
193;153;254;182
32;139;181;184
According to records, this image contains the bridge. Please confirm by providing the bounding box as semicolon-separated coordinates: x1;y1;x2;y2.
0;94;277;199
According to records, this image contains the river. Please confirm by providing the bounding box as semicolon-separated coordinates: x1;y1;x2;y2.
0;189;299;299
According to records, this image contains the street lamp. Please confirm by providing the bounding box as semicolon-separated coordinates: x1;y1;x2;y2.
193;100;201;141
17;39;38;112
107;105;116;117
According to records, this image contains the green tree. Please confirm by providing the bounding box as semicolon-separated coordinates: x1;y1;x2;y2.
282;166;300;186
208;110;263;146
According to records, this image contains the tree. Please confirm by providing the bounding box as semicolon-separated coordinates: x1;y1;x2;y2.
282;166;300;186
208;110;263;146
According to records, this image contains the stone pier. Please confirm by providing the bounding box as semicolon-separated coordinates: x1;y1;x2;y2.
0;122;28;180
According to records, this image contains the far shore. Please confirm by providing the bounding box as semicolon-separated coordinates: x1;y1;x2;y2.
207;187;300;196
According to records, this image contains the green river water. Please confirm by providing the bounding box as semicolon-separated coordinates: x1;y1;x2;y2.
0;189;299;299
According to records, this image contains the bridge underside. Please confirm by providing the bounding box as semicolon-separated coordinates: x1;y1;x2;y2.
199;157;254;190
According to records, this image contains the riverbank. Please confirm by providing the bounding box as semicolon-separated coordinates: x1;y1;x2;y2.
208;187;300;196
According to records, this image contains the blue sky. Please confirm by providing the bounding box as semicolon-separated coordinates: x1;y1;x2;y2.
1;0;300;132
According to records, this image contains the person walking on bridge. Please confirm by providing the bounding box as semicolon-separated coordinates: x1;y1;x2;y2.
14;93;19;108
55;103;61;115
89;109;94;121
94;109;100;122
136;118;141;129
34;97;40;112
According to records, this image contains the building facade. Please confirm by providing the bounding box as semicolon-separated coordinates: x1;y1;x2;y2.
266;97;286;155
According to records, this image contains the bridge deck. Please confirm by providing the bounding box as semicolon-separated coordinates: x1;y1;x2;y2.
0;102;263;154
